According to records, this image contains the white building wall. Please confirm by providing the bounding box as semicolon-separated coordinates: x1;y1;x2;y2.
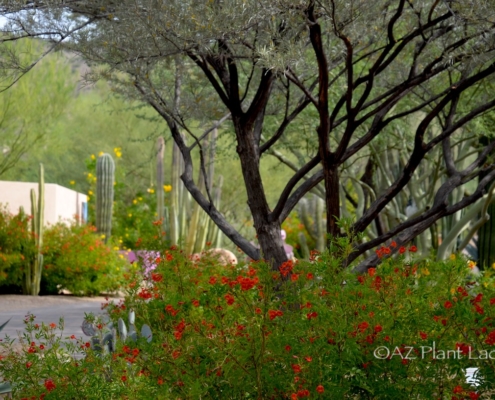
0;181;87;225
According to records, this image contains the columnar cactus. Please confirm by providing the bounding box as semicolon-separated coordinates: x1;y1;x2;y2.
299;195;326;252
96;153;115;243
156;137;165;223
24;163;44;295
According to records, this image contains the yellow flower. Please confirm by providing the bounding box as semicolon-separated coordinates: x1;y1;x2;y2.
98;151;104;156
116;267;120;271
133;199;138;204
119;254;124;259
113;246;119;251
468;260;476;270
69;180;75;185
147;188;155;194
138;197;143;201
128;213;132;217
421;268;430;276
87;173;93;179
449;254;456;261
91;154;95;160
113;147;122;158
450;288;455;295
88;190;93;196
163;185;172;192
87;197;91;201
492;263;495;270
101;234;106;239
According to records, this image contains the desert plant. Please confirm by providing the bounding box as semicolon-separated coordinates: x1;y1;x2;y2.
96;153;115;243
24;163;45;295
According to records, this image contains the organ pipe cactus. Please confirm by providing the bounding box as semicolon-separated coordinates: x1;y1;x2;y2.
96;153;115;243
24;163;44;295
298;195;326;252
165;130;223;254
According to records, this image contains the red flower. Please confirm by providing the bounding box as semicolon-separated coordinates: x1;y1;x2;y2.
306;273;314;280
390;241;397;248
285;345;291;352
121;375;127;382
419;332;427;340
44;379;56;391
84;342;90;348
239;276;258;291
316;385;324;394
399;246;406;254
490;298;495;305
444;301;453;309
279;260;294;277
291;274;299;282
453;386;463;394
224;293;235;305
151;273;163;282
255;307;262;314
358;321;369;333
292;364;302;374
374;325;382;334
268;310;283;320
368;268;376;277
157;377;164;385
472;293;483;304
208;276;217;285
474;304;484;315
49;323;57;329
306;312;318;320
192;299;200;307
26;362;32;369
172;350;181;359
166;253;173;261
409;245;417;253
305;356;312;362
469;392;480;400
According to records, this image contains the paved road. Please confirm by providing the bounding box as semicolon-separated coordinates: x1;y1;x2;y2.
0;295;121;342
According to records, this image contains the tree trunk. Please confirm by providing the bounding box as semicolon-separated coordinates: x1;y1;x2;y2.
234;117;288;269
324;163;340;240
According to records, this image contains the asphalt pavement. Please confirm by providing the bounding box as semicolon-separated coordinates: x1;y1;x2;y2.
0;295;120;342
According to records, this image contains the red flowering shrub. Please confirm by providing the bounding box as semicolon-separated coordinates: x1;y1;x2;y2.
2;244;495;399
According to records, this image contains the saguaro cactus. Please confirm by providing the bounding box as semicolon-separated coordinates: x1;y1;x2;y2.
96;153;115;243
24;163;44;295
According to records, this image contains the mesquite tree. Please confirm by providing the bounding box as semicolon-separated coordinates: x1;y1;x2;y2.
2;0;495;271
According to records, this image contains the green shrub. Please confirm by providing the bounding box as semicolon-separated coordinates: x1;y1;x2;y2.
41;222;127;296
0;206;35;288
2;242;495;399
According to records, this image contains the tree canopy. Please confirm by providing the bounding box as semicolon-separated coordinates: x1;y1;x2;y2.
2;0;495;270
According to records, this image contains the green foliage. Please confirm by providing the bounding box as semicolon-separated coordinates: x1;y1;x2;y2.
0;205;35;287
41;222;126;296
0;39;74;178
4;243;495;398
